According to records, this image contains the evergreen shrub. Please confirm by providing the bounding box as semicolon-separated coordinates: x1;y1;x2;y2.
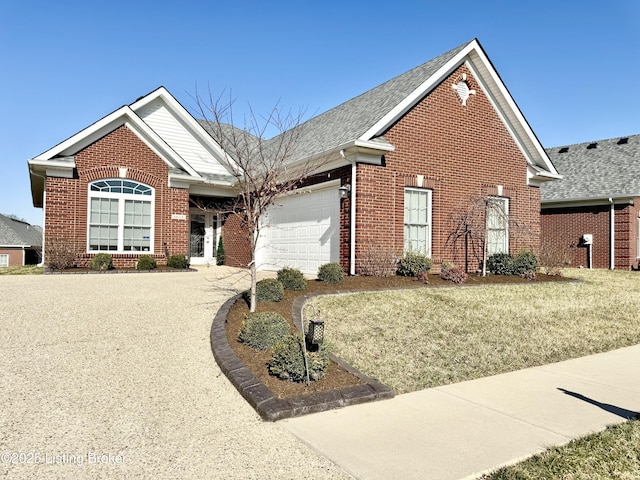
397;251;432;277
136;255;157;270
268;334;330;382
89;253;113;271
238;312;290;350
277;267;307;291
317;263;344;283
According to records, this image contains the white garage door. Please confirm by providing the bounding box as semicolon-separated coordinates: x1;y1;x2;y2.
256;185;340;274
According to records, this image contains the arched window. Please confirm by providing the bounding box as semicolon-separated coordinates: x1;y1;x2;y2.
88;179;154;253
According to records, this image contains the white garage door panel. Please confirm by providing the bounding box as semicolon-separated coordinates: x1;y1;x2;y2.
257;187;340;274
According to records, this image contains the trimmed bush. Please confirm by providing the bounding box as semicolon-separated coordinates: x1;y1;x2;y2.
216;236;225;266
89;253;113;271
239;312;290;350
255;278;284;302
136;255;157;270
167;254;189;269
440;262;468;285
318;262;344;283
486;253;514;275
277;267;307;291
45;238;78;270
513;251;539;275
397;251;432;277
268;333;330;382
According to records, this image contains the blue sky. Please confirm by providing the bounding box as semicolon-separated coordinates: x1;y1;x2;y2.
2;0;639;226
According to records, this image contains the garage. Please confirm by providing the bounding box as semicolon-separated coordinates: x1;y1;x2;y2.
256;183;340;274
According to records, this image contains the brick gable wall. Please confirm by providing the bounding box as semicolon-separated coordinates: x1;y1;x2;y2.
44;125;189;268
351;64;541;272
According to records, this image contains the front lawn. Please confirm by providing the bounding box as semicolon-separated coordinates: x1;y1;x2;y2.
0;265;43;275
310;269;640;394
481;417;640;479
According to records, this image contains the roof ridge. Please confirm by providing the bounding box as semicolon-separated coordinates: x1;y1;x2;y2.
547;133;640;151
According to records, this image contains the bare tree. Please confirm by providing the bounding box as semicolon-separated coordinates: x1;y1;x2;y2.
446;195;515;276
195;90;321;312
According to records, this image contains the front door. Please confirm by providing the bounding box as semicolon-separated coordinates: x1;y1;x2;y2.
189;211;217;264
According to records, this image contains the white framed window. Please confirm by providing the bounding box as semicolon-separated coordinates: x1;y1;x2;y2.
0;254;8;268
404;188;432;254
636;218;640;258
88;179;154;253
486;197;509;255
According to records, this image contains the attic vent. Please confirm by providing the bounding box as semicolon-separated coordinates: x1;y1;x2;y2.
617;137;629;145
559;147;569;153
451;73;476;106
587;143;598;149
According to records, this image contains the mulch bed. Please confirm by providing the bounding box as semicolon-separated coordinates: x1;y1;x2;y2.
225;272;571;400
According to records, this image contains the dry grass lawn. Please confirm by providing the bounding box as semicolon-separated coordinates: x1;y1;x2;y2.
310;269;640;394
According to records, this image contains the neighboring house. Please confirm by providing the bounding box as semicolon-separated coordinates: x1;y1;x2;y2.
28;38;559;274
541;134;640;270
0;214;42;267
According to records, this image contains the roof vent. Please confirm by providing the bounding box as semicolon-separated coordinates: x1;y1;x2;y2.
559;147;569;153
617;137;629;145
587;143;598;149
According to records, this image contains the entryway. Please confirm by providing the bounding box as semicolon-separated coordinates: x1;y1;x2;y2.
189;211;219;264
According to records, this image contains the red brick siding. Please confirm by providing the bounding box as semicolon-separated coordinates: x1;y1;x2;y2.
221;213;252;268
0;248;23;267
353;64;540;272
541;202;639;269
44;125;189;268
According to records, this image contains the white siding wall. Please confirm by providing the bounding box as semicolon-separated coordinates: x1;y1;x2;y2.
138;100;228;176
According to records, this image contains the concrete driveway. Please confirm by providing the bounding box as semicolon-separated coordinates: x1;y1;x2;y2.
0;268;352;479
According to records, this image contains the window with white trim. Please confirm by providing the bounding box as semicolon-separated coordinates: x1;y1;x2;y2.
404;188;432;254
486;197;509;255
0;254;8;268
88;179;154;253
637;217;640;258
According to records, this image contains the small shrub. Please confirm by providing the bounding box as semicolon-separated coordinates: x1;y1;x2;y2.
136;255;157;270
318;263;344;283
486;253;514;275
255;278;284;302
45;238;78;270
440;262;468;285
89;253;113;271
539;242;571;276
238;312;290;350
397;251;432;277
359;244;398;277
216;236;225;266
520;271;537;281
167;254;189;269
277;267;307;291
513;251;538;275
268;333;330;382
415;271;429;284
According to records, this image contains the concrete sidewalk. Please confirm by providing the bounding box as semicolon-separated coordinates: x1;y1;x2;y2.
280;345;640;480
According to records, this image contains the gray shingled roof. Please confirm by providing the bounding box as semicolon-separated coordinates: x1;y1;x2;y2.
283;40;472;162
0;214;42;247
541;134;640;203
200;40;473;166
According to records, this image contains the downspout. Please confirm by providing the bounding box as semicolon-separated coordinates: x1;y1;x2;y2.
30;168;47;267
609;198;615;270
341;150;356;275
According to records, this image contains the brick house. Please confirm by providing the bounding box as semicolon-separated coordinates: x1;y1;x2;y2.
28;38;559;273
541;134;640;270
0;214;42;267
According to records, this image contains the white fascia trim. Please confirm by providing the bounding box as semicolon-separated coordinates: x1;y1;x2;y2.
130;87;236;175
32;104;202;180
360;41;479;141
542;196;636;209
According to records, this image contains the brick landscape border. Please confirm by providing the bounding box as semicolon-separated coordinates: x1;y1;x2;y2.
210;293;394;422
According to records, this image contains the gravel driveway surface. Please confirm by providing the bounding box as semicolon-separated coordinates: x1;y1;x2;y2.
0;268;352;479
